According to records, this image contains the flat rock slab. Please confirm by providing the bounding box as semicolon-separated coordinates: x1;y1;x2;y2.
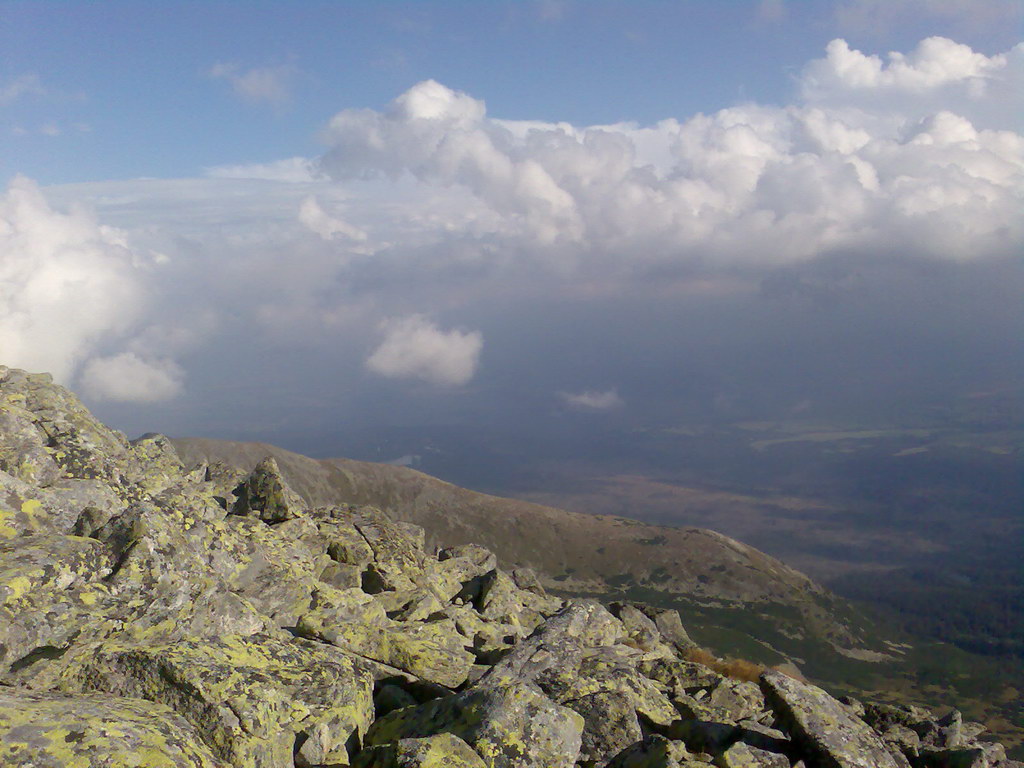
0;688;226;768
760;670;901;768
61;633;374;768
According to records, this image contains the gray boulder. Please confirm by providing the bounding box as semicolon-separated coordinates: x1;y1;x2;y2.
760;670;901;768
367;680;584;768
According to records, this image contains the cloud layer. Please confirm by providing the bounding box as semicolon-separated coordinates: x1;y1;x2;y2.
320;39;1022;270
6;36;1020;428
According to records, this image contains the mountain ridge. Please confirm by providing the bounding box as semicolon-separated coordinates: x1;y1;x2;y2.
172;436;868;652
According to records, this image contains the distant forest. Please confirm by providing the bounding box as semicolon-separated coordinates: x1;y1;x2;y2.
835;563;1024;658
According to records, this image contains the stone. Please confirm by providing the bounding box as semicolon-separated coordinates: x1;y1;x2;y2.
0;533;119;679
0;402;63;487
609;601;667;651
669;719;740;754
706;678;766;722
715;742;789;768
918;742;1007;768
0;687;225;768
1;368;138;492
231;456;306;523
605;735;696;768
760;670;901;768
367;680;584;768
315;505;431;594
0;365;1017;768
298;585;475;688
130;433;186;494
564;690;644;765
353;733;487;768
59;633;375;768
481;600;624;688
639;656;723;698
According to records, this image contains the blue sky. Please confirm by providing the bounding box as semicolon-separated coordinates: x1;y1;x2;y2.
0;0;1022;451
4;1;1020;183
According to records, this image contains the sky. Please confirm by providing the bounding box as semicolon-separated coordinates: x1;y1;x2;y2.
1;0;1022;457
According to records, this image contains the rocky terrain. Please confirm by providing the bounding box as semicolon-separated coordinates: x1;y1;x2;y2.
170;438;870;655
0;364;1017;768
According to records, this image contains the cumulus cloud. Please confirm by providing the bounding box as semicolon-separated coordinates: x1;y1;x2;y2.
0;176;145;382
365;315;483;386
561;388;623;410
80;353;184;403
209;62;297;106
320;47;1023;268
0;177;190;404
806;37;1011;93
321;79;583;245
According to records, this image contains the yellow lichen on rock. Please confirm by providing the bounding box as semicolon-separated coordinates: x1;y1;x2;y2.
0;688;227;767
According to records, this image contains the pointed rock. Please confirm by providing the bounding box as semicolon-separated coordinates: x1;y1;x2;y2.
231;456;306;523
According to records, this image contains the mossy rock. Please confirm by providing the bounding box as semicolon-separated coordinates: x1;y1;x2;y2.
0;534;121;678
354;733;487;768
760;670;901;768
0;688;226;768
563;690;644;765
603;734;695;768
298;585;475;688
59;633;375;768
231;456;306;523
367;681;584;768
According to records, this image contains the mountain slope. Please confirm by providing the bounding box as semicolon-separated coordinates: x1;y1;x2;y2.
173;437;871;651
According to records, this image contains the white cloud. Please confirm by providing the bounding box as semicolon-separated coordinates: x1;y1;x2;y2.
321;79;583;245
320;45;1023;267
366;315;483;386
0;176;145;382
0;178;190;403
80;353;184;403
298;196;367;241
0;73;45;106
561;388;623;410
799;37;1023;130
209;62;296;106
802;36;1017;96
